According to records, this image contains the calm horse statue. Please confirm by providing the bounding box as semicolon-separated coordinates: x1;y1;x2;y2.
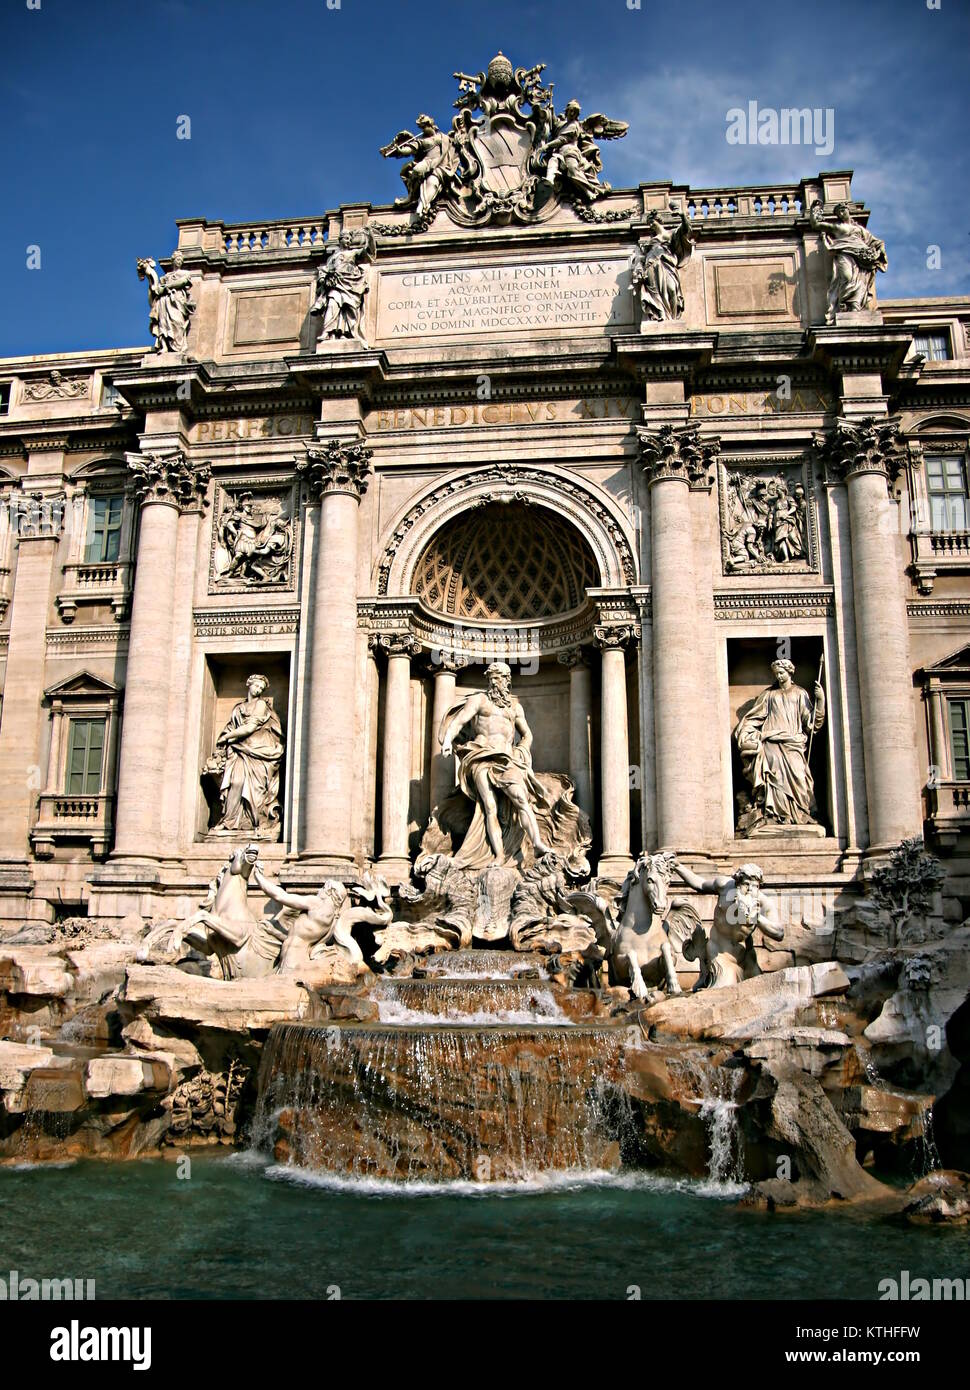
610;851;703;1001
139;844;285;980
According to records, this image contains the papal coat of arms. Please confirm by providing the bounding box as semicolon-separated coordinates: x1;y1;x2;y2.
379;52;628;229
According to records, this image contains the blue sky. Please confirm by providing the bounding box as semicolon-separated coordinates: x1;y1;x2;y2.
1;0;967;356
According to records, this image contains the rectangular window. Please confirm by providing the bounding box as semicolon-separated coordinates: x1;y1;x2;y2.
84;494;124;562
949;700;970;782
914;331;951;362
65;718;105;795
0;384;9;415
926;455;969;531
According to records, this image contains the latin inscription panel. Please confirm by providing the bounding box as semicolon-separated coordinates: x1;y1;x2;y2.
375;256;634;340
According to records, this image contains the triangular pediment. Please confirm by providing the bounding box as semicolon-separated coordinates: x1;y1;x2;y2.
44;670;121;699
922;643;970;676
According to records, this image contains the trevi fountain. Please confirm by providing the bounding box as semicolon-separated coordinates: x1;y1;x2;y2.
0;49;969;1306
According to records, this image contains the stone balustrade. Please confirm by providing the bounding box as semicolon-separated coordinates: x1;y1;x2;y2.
31;792;115;860
683;189;803;220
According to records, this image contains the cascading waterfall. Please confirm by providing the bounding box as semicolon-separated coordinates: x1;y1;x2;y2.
668;1053;744;1185
372;978;570;1025
913;1103;942;1178
251;1020;633;1182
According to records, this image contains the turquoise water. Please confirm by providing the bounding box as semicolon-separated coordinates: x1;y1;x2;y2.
1;1154;968;1300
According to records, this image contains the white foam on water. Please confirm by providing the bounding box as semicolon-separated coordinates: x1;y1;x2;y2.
374;999;571;1027
6;1159;78;1171
259;1161;748;1202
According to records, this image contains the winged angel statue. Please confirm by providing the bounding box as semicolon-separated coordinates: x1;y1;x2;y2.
379;52;628;227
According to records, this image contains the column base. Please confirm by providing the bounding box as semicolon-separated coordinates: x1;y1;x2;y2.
376;854;413;885
597;852;635;881
284;854;358;885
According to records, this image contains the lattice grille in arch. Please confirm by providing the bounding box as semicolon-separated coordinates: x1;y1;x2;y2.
411;503;600;621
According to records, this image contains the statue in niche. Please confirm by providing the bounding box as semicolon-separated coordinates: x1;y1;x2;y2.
215;491;292;586
203;674;284;840
251;866;393;980
536;100;628;203
733;659;825;834
137;252;195;354
669;860;784;989
380;115;461;219
439;660;555;868
310;228;375;342
809;201;887;324
723;471;809;572
630;207;694;322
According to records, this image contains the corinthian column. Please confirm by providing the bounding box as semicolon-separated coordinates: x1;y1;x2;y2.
297;439;371;867
638;424;719;852
594;622;640;878
0;490;65;861
113;452;209;860
558;647;593;818
814;417;921;849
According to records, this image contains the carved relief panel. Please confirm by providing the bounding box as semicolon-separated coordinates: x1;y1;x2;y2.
717;456;818;577
209;477;298;593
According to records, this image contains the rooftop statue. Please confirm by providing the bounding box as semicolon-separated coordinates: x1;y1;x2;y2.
310;228;375;342
380;115;461;221
136;251;195;354
378;52;627;229
630;206;694;323
537;100;628;204
809;200;887;323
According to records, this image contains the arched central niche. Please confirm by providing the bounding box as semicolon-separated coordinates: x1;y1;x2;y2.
411;501;600;621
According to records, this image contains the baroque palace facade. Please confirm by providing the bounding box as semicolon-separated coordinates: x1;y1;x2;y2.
1;53;969;928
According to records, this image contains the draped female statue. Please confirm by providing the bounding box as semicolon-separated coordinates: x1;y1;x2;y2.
204;674;284;840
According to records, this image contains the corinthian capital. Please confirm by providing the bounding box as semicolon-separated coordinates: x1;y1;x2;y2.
299;439;373;503
125;450;210;510
812;415;907;489
637;423;720;491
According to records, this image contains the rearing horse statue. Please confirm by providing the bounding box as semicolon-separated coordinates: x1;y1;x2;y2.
610;851;704;1001
138;844;285;980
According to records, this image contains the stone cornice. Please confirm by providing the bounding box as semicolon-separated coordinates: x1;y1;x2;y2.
713;588;834;621
125;449;211;511
807;324;912;378
613;331;716;383
298;439;373;502
637;422;721;491
192;606;300;637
